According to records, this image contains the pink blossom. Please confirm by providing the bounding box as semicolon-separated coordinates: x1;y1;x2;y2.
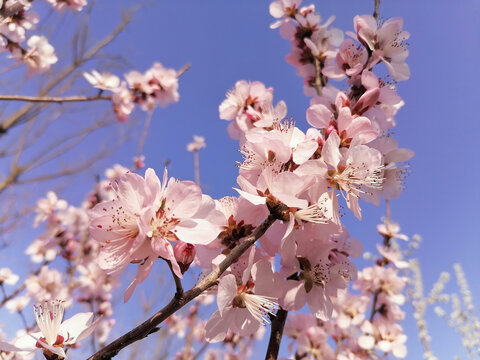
0;300;99;359
322;132;384;219
219;80;285;140
22;35;57;73
0;268;19;286
323;39;368;80
89;168;223;301
33;191;67;227
111;82;135;122
46;0;87;12
369;137;414;202
186;135;206;152
83;70;120;91
146;62;180;107
0;7;38;43
25;266;70;306
307;93;378;146
353;15;410;81
269;0;302;29
205;260;281;342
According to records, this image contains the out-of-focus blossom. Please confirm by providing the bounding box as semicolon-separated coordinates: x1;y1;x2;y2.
186;135;206;152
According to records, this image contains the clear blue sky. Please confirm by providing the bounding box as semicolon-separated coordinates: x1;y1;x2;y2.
1;0;479;358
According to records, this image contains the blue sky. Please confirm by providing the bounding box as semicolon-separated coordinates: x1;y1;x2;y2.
1;0;479;358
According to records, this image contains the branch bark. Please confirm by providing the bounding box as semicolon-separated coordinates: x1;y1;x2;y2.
373;0;381;22
265;308;288;360
87;214;277;360
0;95;111;103
312;57;325;96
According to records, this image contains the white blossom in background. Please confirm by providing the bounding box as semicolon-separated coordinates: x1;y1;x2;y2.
187;135;206;152
22;35;57;73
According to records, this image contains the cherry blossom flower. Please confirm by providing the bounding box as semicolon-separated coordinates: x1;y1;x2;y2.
186;135;206;152
219;80;286;140
33;191;67;227
46;0;87;12
0;7;38;43
0;268;19;285
0;300;99;359
281;231;360;320
111;82;135;122
83;70;120;91
25;266;70;306
205;260;281;342
269;0;301;29
145;62;180;107
353;15;410;81
22;35;57;73
89;168;223;301
322;132;384;219
323;38;368;80
5;295;30;314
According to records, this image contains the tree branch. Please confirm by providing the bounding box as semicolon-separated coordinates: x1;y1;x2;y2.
0;95;111;103
312;57;325;96
166;260;183;298
373;0;381;22
88;214;277;360
265;308;288;360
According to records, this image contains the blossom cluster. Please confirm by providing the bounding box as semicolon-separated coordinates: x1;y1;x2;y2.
279;219;409;359
83;0;413;346
0;0;416;357
0;0;89;73
83;62;180;122
270;0;409;96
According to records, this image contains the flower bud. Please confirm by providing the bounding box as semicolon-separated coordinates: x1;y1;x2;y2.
173;241;196;274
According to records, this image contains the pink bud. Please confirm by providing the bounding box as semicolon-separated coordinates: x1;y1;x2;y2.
326;124;337;136
173;241;196;274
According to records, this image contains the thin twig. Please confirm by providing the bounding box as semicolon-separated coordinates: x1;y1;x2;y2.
312;57;325;96
88;214;276;360
176;63;191;77
192;342;208;360
0;95;111;103
369;288;382;322
373;0;381;22
166;259;183;298
18;310;28;330
265;308;288;360
193;151;200;186
136;110;153;158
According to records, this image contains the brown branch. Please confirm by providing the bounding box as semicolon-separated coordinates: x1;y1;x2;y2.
0;95;111;103
136;110;153;158
192;342;208;360
373;0;381;22
0;63;188;106
368;288;382;322
265;308;288;360
88;214;277;360
176;63;190;77
166;259;183;298
312;57;325;96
